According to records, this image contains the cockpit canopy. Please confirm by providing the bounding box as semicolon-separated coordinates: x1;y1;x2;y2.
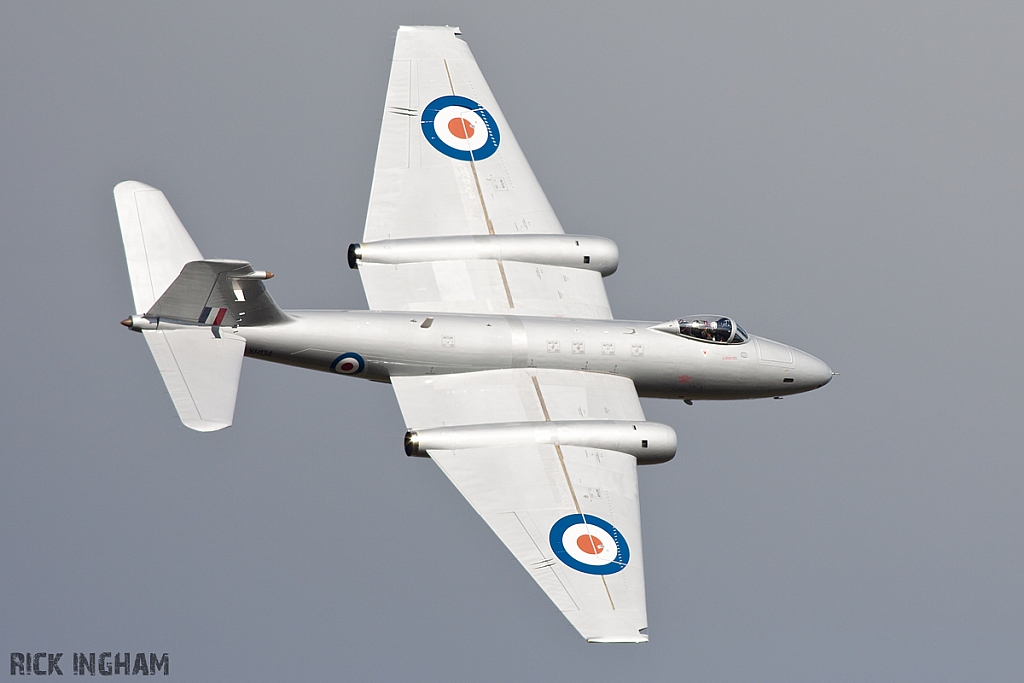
661;315;749;344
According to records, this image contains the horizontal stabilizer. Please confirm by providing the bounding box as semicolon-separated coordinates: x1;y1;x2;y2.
115;181;203;314
143;328;245;432
114;181;275;432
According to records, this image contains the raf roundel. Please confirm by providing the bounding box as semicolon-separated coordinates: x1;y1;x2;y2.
421;95;500;161
549;514;630;575
331;352;365;375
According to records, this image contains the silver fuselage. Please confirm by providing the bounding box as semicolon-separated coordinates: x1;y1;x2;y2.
235;311;832;400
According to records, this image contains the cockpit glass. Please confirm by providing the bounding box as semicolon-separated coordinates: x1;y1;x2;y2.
677;316;748;344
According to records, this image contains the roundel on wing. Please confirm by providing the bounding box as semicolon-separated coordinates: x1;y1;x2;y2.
549;514;630;575
421;95;500;161
331;352;365;375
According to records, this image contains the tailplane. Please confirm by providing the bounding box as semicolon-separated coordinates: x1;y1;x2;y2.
115;181;203;315
114;181;284;432
139;327;245;432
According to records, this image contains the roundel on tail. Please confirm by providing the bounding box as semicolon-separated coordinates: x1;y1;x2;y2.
421;95;500;161
549;514;630;575
331;352;365;375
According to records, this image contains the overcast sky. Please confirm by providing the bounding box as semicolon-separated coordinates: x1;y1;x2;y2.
2;2;1023;681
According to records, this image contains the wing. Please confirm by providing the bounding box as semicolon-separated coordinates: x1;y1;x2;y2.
392;368;651;642
359;26;613;319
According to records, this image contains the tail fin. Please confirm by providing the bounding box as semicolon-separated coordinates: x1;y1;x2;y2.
147;259;287;328
114;181;283;432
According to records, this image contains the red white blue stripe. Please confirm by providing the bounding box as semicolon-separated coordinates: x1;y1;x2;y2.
199;307;228;325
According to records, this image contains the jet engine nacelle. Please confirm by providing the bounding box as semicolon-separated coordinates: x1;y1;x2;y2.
404;420;676;465
349;234;619;277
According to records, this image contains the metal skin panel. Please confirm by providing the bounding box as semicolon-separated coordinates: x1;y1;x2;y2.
390;368;645;428
359;261;613;318
755;336;796;365
238;311;833;400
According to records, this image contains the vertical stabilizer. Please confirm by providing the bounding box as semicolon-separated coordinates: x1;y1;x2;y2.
115;181;203;313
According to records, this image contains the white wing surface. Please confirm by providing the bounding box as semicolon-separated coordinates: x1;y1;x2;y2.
392;368;649;642
360;26;612;319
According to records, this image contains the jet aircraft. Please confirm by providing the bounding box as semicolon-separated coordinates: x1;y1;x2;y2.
115;26;832;643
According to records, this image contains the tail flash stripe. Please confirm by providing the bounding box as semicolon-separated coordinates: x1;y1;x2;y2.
212;308;228;326
199;307;212;323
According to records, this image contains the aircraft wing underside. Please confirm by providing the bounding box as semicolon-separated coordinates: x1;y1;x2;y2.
363;27;647;642
392;368;649;642
360;26;612;319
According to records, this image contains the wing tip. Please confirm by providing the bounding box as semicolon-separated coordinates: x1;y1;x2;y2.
397;24;461;34
181;418;232;433
114;180;158;196
585;635;649;644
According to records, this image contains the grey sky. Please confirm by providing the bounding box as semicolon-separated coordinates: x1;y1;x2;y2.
2;2;1022;680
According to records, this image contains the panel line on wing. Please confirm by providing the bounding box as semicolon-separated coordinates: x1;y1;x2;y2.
444;58;515;310
443;57;456;94
530;374;618;610
466;152;514;307
495;260;514;308
530;374;580;514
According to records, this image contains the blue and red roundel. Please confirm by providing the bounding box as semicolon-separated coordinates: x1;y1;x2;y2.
549;514;630;575
330;352;365;375
421;95;500;161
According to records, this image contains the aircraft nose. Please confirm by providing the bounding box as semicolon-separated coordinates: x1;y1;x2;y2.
793;348;833;390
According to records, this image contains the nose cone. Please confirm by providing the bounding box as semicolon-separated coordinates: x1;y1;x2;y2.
793;348;833;390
